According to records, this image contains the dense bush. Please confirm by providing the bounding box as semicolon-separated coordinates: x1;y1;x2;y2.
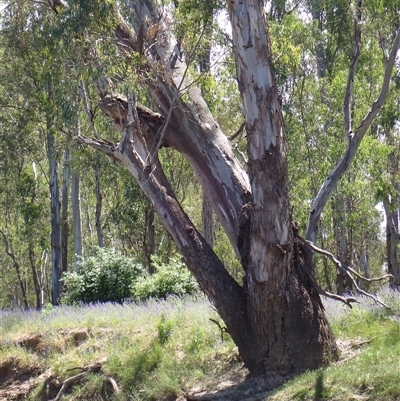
61;247;144;304
131;257;199;300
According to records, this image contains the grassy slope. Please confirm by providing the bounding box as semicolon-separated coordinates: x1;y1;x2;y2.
0;291;399;401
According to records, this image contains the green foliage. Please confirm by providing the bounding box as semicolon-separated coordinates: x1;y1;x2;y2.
61;247;144;304
131;257;199;301
157;315;176;345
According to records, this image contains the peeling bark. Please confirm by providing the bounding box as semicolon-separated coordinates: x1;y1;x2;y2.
228;0;336;375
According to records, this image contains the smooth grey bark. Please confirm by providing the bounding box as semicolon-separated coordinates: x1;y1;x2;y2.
72;171;83;265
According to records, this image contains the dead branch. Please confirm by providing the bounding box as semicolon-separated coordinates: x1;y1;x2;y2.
305;240;391;308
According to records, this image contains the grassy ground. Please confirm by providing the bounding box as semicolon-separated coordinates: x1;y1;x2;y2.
0;290;399;401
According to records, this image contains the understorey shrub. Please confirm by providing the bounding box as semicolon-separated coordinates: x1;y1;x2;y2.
61;247;144;304
131;256;199;301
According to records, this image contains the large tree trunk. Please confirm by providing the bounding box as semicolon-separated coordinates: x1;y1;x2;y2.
78;0;399;382
227;0;336;376
82;0;336;380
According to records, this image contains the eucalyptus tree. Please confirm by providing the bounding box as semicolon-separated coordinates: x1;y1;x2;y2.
2;0;398;383
58;0;398;381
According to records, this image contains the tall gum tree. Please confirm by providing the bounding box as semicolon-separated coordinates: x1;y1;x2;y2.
76;0;399;383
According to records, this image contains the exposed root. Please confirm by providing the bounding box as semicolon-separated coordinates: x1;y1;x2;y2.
51;360;117;401
105;376;121;395
52;371;89;401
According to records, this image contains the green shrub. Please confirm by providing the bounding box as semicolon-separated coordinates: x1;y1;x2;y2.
61;247;144;304
131;257;199;300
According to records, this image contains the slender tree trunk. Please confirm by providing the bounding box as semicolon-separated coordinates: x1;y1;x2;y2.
144;203;156;273
80;81;104;248
72;171;83;265
384;199;400;289
0;229;29;309
61;149;70;274
332;196;353;295
94;163;104;247
202;193;214;249
28;245;41;310
46;118;62;306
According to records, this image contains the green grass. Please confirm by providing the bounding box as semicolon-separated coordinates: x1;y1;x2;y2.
267;296;400;401
1;292;399;401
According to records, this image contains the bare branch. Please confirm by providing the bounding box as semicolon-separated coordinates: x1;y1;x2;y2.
305;240;391;308
318;288;358;308
77;136;117;159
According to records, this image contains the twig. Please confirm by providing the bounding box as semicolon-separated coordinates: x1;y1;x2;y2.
228;122;246;141
209;318;228;341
